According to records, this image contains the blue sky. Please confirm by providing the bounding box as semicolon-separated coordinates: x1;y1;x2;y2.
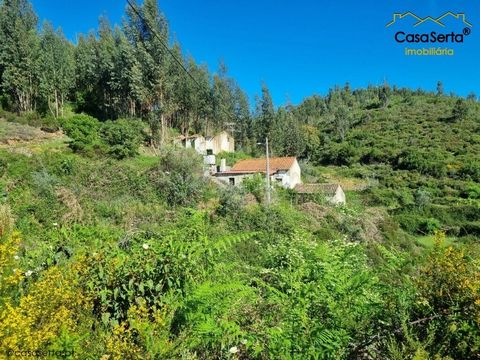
30;0;479;106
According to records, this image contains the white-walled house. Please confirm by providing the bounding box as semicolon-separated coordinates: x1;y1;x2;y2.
214;157;302;189
175;131;234;155
205;131;235;154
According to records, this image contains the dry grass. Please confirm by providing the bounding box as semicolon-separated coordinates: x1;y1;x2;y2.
0;118;66;150
55;187;84;224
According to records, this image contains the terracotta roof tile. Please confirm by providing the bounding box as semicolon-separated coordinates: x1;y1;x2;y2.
230;157;297;175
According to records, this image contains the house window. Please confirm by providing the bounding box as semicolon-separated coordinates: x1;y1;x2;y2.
229;177;235;185
207;149;213;155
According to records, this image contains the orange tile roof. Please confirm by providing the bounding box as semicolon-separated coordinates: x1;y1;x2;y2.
229;157;297;175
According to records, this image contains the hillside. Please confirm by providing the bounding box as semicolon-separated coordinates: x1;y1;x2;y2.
0;0;479;358
289;89;480;242
0;91;479;358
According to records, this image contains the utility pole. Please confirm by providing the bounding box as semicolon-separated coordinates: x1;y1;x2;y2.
257;138;271;205
265;137;271;205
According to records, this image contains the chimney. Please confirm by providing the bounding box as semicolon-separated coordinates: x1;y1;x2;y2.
220;158;227;172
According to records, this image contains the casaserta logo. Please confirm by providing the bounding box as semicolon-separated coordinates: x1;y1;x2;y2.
386;11;473;56
386;12;472;28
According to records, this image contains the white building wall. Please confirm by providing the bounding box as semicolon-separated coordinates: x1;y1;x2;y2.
214;159;301;190
194;137;206;154
331;187;346;205
285;160;302;189
215;174;250;186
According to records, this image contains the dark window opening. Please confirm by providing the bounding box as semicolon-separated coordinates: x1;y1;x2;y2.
229;177;235;185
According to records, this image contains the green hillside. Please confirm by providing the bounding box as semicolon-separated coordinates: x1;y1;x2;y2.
0;0;480;358
288;88;480;242
1;90;480;358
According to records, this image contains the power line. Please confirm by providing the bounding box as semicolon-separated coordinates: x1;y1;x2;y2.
125;0;235;124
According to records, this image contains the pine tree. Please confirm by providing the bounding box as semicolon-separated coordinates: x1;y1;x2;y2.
437;81;444;96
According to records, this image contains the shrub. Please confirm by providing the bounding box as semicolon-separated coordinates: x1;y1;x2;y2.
100;119;144;159
152;148;207;207
61;114;101;153
459;160;480;182
217;186;245;217
419;217;441;234
0;231;23;301
242;173;265;203
411;232;480;359
0;261;91;353
451;99;469;121
395;213;422;234
462;183;480;199
322;142;358;166
0;204;14;238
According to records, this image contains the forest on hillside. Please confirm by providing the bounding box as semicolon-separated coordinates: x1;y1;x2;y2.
1;0;480;359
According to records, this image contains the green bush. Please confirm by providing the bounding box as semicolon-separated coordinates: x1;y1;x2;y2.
152;148;207;207
395;213;422;234
100;119;144;159
242;173;265;203
61;114;101;153
462;183;480;199
419;217;441;234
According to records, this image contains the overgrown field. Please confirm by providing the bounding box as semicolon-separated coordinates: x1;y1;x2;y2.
1;112;480;359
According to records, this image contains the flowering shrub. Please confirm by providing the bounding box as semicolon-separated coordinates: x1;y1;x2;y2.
0;231;23;303
0;257;91;352
412;232;480;358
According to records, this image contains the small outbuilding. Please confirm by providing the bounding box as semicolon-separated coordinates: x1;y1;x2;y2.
294;183;346;205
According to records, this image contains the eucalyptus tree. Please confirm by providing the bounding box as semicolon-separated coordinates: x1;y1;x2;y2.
96;17;117;120
38;22;75;118
0;0;40;113
110;27;144;118
189;62;213;135
125;0;174;146
233;87;252;150
74;32;99;117
212;61;236;134
254;82;275;143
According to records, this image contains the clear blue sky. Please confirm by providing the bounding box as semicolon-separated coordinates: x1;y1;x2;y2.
30;0;479;106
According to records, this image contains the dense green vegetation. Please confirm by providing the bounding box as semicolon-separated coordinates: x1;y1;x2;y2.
1;0;480;359
1;136;479;359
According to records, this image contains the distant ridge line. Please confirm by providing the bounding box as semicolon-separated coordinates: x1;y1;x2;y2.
386;11;473;28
